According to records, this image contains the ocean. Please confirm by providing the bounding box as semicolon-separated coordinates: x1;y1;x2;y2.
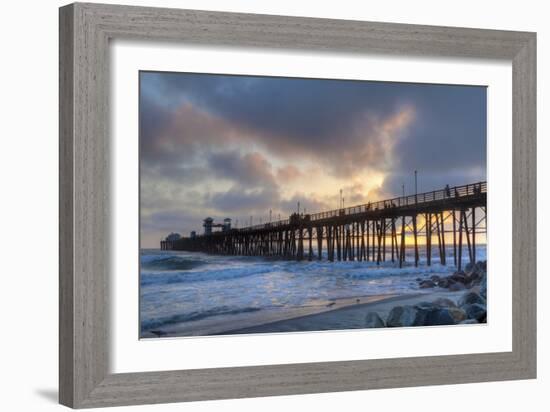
140;245;486;337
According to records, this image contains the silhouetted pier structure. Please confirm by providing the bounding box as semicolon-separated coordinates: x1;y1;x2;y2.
161;182;487;270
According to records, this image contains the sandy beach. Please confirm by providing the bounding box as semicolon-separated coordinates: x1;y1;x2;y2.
142;290;466;338
221;290;466;335
140;250;487;338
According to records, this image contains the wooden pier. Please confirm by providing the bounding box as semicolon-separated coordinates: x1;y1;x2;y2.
161;182;487;270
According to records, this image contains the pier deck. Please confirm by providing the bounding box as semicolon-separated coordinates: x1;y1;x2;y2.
161;181;487;270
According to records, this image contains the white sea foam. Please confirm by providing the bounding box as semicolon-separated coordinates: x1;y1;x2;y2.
139;246;486;334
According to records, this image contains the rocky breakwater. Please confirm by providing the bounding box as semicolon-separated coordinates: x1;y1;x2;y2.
364;261;487;328
417;261;487;296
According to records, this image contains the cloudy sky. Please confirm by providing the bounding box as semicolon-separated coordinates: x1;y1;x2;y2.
140;71;486;248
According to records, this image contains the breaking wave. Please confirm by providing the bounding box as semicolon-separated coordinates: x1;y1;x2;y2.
141;255;207;271
139;246;486;336
141;306;261;332
141;264;274;286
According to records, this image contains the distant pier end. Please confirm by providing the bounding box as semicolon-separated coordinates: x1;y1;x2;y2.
160;182;487;271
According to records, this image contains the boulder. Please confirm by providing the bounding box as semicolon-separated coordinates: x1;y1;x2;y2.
386;305;418;327
415;301;436;310
437;277;452;288
478;261;487;272
447;307;467;323
458;291;486;307
423;308;456;326
365;312;385;328
430;275;441;283
479;274;487;300
413;302;441;325
454;263;489;290
419;279;436;289
468;275;479;285
473;261;486;274
466;270;481;283
480;288;487;301
449;282;466;292
465;261;485;276
389;301;465;327
431;297;457;308
450;270;467;284
462;303;487;322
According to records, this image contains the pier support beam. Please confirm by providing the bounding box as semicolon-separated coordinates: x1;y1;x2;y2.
458;209;464;271
413;215;419;267
463;211;473;264
308;227;313;261
336;226;341;261
452;210;457;267
472;207;476;263
317;226;323;260
425;213;432;266
399;216;406;268
168;183;487;270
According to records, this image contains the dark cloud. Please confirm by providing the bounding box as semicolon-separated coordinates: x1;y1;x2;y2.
140;72;413;168
393;85;487;174
207;151;276;187
141;209;205;246
141;72;485;177
279;193;330;215
141;72;400;139
382;168;486;200
139;71;486;246
139;93;173;165
206;185;280;214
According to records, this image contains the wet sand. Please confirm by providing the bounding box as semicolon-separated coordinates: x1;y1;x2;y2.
142;290;464;338
221;290;464;335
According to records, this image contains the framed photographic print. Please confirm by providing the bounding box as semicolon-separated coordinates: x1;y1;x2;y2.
59;2;536;408
140;70;489;338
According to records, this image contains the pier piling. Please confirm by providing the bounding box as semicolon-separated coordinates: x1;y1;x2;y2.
164;182;487;268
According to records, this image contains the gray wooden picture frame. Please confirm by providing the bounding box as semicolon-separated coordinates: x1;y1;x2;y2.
59;2;536;409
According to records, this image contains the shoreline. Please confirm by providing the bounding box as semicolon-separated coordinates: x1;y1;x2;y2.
142;293;399;338
140;255;487;339
219;290;466;335
141;290;465;338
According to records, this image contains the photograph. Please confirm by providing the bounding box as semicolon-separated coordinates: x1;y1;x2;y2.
2;0;541;410
139;71;488;338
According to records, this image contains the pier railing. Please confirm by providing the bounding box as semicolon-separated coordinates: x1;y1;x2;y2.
163;181;487;270
234;181;486;232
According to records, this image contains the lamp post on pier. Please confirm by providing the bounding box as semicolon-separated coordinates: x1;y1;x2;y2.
414;170;418;203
